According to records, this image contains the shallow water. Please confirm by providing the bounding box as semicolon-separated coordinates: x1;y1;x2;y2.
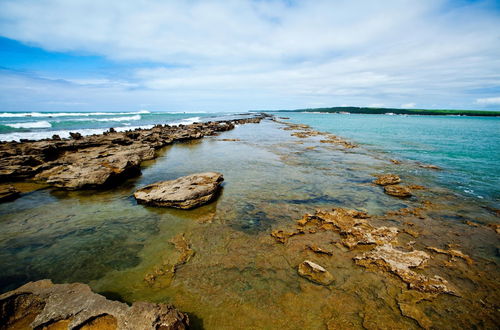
0;118;499;329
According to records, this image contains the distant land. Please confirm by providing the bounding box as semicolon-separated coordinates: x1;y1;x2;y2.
273;107;500;117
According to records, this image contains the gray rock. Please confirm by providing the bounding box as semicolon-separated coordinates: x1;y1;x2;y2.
134;172;224;209
0;279;189;329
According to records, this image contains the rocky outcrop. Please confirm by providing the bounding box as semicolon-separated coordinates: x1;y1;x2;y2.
134;172;224;209
0;185;20;203
294;208;399;249
0;116;264;190
354;245;454;294
0;279;189;330
297;260;334;285
384;185;412;198
373;174;401;186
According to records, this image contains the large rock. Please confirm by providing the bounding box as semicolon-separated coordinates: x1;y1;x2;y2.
0;279;189;329
297;260;334;285
373;174;401;186
134;172;224;209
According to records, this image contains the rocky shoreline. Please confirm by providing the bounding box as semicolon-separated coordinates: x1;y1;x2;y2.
0;115;266;194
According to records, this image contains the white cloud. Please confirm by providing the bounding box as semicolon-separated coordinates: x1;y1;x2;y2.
475;97;500;105
0;0;499;110
401;103;416;108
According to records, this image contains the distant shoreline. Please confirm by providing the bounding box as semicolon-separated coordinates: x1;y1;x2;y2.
270;107;500;117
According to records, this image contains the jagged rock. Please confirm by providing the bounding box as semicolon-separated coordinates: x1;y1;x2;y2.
373;174;401;186
306;244;333;255
297;260;334;285
0;279;189;329
270;229;304;244
426;247;473;265
384;185;412;198
0;185;20;202
354;244;455;294
418;163;441;170
134;172;224;209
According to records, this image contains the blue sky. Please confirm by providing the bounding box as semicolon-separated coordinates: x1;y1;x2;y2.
0;0;499;112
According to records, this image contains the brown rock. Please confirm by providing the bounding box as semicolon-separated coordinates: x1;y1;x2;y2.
384;185;412;198
0;279;189;330
134;172;224;209
354;245;455;294
373;174;401;186
0;185;20;202
297;260;334;285
426;246;473;265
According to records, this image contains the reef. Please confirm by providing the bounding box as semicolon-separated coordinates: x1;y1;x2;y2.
297;260;335;285
0;115;264;192
0;279;189;329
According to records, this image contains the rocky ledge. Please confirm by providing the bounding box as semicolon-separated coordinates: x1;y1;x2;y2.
0;279;189;330
134;172;224;209
0;115;264;193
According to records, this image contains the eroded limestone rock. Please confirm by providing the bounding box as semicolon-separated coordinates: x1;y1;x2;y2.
0;279;189;330
134;172;224;209
297;260;334;285
373;174;401;186
384;185;412;198
354;244;455;294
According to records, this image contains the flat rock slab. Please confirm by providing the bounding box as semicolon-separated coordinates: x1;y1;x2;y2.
134;172;224;209
0;279;189;330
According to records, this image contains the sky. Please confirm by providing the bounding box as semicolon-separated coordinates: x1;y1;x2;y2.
0;0;499;112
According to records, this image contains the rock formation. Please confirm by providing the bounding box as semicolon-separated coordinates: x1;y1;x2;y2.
354;245;454;294
384;185;412;198
0;279;189;329
297;260;334;285
373;174;401;186
134;172;224;209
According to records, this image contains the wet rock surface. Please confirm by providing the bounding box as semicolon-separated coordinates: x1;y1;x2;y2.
0;185;20;203
0;279;189;330
297;260;334;285
384;185;412;198
0;115;264;191
354;245;454;294
373;174;401;186
134;172;224;209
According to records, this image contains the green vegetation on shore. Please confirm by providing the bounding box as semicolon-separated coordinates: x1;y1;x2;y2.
275;107;500;117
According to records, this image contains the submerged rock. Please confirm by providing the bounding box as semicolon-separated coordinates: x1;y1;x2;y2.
297;260;334;285
0;279;189;329
354;244;455;294
134;172;224;209
0;185;20;202
373;174;401;186
384;185;412;198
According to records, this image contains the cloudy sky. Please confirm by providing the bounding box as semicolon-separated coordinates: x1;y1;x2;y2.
0;0;499;112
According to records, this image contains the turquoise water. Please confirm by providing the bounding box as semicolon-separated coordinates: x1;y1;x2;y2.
274;112;500;207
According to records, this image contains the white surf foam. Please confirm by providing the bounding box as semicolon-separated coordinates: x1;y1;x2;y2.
0;111;150;118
